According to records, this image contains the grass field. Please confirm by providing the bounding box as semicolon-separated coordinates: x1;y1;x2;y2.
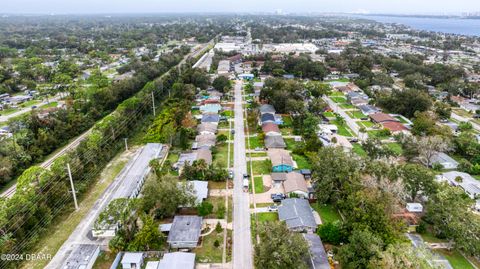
352;143;367;157
339;103;356;109
358;121;375;128
250;160;272;175
368;130;391;140
435;249;475;269
330;96;346;103
347;110;367;119
257;212;278;222
293;154;311;170
323;111;336;118
328;91;345;97
331;120;353;137
195;230;225;263
284;138;303;151
252;176;264;193
248;135;264;149
21;151;131;269
311;203;342;223
385;142;403;155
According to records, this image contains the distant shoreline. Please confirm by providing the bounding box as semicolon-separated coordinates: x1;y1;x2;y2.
360;13;480;20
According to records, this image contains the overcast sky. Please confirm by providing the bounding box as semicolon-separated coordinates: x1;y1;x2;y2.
2;0;480;15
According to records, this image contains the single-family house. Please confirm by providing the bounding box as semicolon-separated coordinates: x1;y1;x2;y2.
271;172;287;187
278;198;317;232
369;113;397;123
268;149;294;172
437;171;480;199
195;134;216;149
200;104;222;114
264;134;287;149
121;252;144;269
406;203;423;213
187;180;209;205
197;123;218;135
331;134;353;152
303;234;331;269
158;252;196;269
430;152;459;169
201;113;220;124
253;82;264;91
217;60;231;75
174;152;197;170
259;104;276;115
317;124;338;136
262;123;281;136
382;121;408;133
346;91;369;106
358;104;380;115
196;148;212;165
260;113;275;124
283;172;309;198
167;216;202;249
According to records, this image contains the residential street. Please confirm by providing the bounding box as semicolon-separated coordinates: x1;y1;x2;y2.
232;80;253;269
0;94;62;123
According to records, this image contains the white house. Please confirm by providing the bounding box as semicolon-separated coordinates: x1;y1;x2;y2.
121;252;144;269
406;203;423;213
437;171;480;199
430;152;459;170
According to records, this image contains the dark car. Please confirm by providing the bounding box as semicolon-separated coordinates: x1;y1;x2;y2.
271;193;286;202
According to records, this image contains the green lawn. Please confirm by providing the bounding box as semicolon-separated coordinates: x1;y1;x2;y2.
322;111;336;118
40;102;58;109
257;212;278;222
358;121;375;128
213;142;229;167
247;135;264;149
249;152;267;157
21;100;41;107
284;138;303;151
394;115;409;124
352;143;367;157
331;120;353;137
293;154;311;169
252;176;264;193
339;103;356;109
435;249;475;269
0;107;20;116
385;142;403;155
281;115;293;127
311;203;342;223
250;160;272;175
368;130;391;140
330;96;346;103
221;110;234;118
195;230;224;263
328;91;345;97
347;110;367;119
204;196;227;219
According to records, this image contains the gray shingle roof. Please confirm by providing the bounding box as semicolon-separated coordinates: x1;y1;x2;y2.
259;104;276;114
167;216;202;244
303;234;331;269
201;113;219;123
158;252;196;269
278;198;317;230
261;113;275;123
265;135;286;149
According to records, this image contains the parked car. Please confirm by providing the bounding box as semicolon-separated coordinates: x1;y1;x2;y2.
231;129;235;134
243;173;249;179
267;205;278;212
229;170;234;179
271;193;286;202
473;114;480;119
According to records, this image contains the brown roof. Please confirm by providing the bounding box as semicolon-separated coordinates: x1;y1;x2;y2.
196;148;212;165
283;172;308;194
382;121;408;132
271;173;287;182
195;134;216;147
262;123;281;134
197;123;218;134
369;113;397;123
268;149;293;167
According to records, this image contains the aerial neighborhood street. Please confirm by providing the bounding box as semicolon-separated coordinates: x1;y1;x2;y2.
1;6;480;269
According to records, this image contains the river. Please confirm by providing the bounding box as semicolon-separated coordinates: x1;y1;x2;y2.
356;15;480;36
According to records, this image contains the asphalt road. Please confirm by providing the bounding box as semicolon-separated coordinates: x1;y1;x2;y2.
232;80;253;269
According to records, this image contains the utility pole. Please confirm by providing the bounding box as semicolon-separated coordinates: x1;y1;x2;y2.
67;163;79;211
124;138;128;151
151;91;156;117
